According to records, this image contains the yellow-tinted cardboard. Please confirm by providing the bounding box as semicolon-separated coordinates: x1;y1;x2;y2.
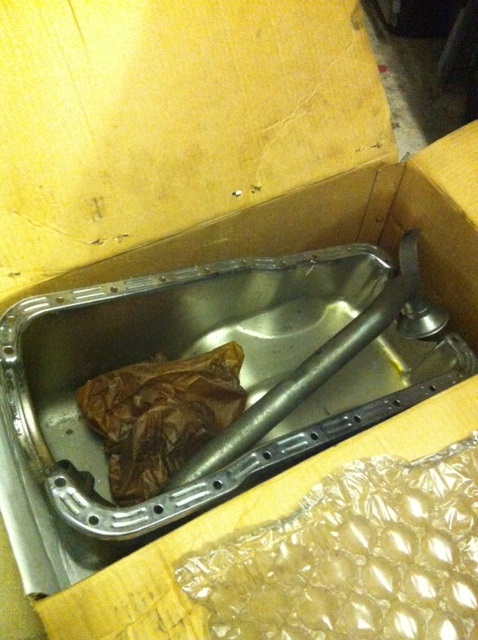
34;374;478;640
2;3;478;639
29;121;478;640
380;121;478;351
0;163;385;312
1;3;396;636
0;0;395;303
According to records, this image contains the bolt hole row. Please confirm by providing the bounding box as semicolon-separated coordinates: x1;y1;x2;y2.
54;480;169;524
53;383;444;530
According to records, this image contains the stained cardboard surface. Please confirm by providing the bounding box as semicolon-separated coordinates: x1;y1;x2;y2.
380;121;478;351
0;3;397;637
2;3;478;639
0;0;395;304
0;163;384;312
28;121;478;640
409;121;478;222
34;374;478;640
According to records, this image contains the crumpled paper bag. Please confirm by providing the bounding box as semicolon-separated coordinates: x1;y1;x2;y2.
76;342;247;506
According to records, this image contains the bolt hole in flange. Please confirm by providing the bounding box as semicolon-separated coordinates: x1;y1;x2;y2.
153;504;164;515
263;451;272;460
3;346;14;356
88;515;100;526
54;477;67;488
213;480;223;490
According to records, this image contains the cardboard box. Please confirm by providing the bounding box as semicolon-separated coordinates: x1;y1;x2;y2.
1;1;478;638
0;0;395;307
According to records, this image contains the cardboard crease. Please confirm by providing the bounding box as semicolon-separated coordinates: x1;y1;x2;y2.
1;2;478;639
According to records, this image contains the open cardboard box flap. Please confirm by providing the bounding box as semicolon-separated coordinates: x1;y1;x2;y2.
33;119;478;640
380;122;478;350
2;1;478;639
34;374;478;640
0;0;395;307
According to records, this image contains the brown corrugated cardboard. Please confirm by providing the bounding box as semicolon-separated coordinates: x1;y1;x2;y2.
1;0;395;305
28;119;478;640
380;121;478;350
2;163;388;309
34;375;478;640
1;1;478;638
1;3;397;636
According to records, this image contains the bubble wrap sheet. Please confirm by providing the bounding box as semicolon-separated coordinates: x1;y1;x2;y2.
176;434;478;640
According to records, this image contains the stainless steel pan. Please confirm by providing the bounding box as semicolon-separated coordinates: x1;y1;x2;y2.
0;240;475;595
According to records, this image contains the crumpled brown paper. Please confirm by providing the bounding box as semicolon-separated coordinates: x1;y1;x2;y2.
76;342;247;506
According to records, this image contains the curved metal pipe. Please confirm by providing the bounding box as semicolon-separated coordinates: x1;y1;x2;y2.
396;230;449;339
165;273;415;490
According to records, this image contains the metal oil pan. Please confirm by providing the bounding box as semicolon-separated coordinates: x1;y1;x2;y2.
0;243;476;594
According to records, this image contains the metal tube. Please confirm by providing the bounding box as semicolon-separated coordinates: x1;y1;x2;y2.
396;230;448;339
165;274;415;490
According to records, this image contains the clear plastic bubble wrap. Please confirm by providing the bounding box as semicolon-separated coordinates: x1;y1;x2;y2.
176;434;478;640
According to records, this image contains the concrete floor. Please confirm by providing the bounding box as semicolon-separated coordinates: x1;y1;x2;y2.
362;0;467;158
